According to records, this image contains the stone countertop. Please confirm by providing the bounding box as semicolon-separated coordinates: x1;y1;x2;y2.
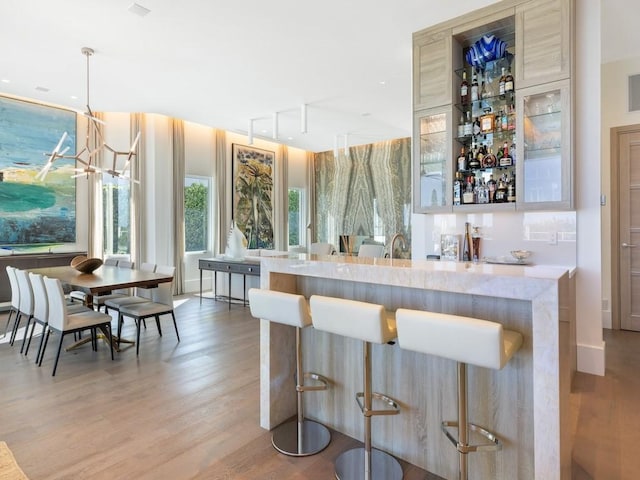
258;253;572;302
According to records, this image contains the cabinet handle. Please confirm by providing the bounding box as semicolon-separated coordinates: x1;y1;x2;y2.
622;243;637;248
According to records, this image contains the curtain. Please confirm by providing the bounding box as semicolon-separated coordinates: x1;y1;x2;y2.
130;113;145;268
87;113;104;258
306;151;316;247
172;119;185;295
274;145;288;251
214;129;228;255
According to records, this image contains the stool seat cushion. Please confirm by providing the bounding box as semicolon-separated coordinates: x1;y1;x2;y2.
396;309;523;370
248;289;311;328
309;295;396;344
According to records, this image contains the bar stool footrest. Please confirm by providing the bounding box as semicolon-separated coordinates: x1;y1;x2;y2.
442;420;502;453
355;392;401;417
297;371;330;392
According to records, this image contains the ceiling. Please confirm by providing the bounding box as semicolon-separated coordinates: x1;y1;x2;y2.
0;1;632;153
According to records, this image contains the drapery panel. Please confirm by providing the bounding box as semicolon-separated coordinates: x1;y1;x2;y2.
172;119;185;295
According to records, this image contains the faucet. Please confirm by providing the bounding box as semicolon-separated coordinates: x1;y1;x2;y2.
389;233;407;260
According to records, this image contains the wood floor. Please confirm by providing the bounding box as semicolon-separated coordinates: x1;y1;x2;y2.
1;298;638;479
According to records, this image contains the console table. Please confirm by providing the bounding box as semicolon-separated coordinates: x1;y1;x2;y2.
198;257;260;309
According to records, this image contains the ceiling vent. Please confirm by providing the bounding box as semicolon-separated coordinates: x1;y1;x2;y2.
629;74;640;112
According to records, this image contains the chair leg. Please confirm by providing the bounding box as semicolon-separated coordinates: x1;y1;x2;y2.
39;329;51;367
9;312;22;345
155;315;162;336
136;316;142;356
52;332;65;376
106;323;114;360
458;362;469;480
24;320;38;356
35;324;47;365
171;312;179;341
2;309;15;338
20;316;33;353
117;313;124;348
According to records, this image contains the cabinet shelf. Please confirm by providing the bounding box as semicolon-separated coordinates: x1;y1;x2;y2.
455;91;515;113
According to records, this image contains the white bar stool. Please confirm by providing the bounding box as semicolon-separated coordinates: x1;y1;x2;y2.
309;295;403;480
395;309;523;480
248;288;331;456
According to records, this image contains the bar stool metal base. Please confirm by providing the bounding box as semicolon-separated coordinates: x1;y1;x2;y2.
335;447;403;480
271;419;331;457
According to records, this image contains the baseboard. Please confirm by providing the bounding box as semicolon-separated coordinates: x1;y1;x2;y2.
577;341;606;376
602;309;612;329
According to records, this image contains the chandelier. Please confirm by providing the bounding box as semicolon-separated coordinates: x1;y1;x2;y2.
37;47;140;182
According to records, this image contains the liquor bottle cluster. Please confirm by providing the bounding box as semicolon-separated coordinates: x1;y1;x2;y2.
453;54;516;207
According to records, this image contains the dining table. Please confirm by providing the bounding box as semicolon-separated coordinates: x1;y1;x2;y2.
28;264;174;351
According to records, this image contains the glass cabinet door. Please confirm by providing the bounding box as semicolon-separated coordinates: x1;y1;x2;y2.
516;79;572;210
413;107;451;213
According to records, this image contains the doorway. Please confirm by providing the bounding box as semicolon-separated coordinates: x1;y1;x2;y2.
611;124;640;330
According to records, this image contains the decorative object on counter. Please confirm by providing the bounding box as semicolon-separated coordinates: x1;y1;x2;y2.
465;34;508;68
483;254;532;265
224;220;248;260
440;234;460;261
510;250;532;263
70;255;103;274
462;222;472;261
472;227;481;262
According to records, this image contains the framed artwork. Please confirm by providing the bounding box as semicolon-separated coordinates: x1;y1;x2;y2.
232;144;274;249
0;96;77;248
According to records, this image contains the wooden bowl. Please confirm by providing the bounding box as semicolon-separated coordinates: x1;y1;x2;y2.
70;255;103;274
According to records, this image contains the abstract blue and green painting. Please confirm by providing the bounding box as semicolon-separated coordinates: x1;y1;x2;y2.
0;95;77;246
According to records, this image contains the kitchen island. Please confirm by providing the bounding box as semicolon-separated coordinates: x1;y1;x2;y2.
255;254;575;480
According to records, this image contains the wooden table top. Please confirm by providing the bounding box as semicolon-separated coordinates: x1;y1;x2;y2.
28;265;173;295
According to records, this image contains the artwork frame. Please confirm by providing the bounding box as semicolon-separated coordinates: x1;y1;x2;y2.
232;144;274;249
0;95;77;248
440;234;460;261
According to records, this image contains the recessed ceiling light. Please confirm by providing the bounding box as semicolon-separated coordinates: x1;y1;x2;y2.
70;95;78;100
1;79;10;84
379;80;386;86
261;129;268;134
35;86;50;92
128;3;151;17
287;137;294;140
361;112;371;117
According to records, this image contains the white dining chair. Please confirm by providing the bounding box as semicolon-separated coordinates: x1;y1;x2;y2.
13;269;35;352
310;243;334;255
116;265;178;356
39;277;114;376
103;262;156;315
93;260;135;312
69;257;120;307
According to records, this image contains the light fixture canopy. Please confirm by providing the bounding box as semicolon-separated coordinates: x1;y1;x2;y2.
37;47;140;182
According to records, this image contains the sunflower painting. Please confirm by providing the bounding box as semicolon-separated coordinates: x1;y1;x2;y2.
232;144;274;249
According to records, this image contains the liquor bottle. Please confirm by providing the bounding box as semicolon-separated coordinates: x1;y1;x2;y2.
463;111;473;137
504;66;514;94
496;109;503;133
480;108;494;134
467;143;477;168
453;172;462;206
471;71;479;103
462;222;472;261
473;144;484;169
501;109;508;132
457;113;465;138
472;116;481;137
494;176;508;203
462;177;475;204
499;142;513;167
510;137;517;164
487;174;497;203
472;226;481;262
499;67;506;99
457;147;467;172
507;174;516;202
482;147;497;168
476;178;489;204
507;102;516;131
460;70;469;105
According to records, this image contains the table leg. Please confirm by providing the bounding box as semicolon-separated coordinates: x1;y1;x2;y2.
214;271;218;302
200;268;203;305
228;272;232;311
243;274;247;307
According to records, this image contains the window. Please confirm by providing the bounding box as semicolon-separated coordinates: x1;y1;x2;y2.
185;176;210;252
103;176;130;255
288;188;305;247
